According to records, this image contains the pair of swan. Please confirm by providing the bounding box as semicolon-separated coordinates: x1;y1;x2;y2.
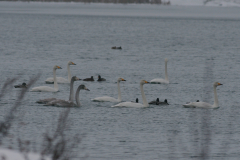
31;65;62;92
183;82;222;108
92;78;126;102
36;76;80;104
150;58;169;84
37;76;89;107
45;61;76;84
45;84;89;107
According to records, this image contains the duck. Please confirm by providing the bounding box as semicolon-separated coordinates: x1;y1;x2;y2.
83;76;94;81
97;75;106;81
149;98;169;105
14;83;27;88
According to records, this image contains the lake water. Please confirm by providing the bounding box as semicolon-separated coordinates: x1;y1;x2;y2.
0;2;240;160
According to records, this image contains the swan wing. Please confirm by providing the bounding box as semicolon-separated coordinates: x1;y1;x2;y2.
31;86;58;92
183;102;215;108
150;78;169;84
45;77;69;84
112;102;145;108
92;96;119;102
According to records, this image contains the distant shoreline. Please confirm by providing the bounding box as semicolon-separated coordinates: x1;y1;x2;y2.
0;0;171;5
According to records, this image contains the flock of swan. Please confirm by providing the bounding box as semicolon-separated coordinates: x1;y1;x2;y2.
20;59;222;109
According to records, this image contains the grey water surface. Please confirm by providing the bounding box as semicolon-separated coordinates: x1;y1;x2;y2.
0;2;240;160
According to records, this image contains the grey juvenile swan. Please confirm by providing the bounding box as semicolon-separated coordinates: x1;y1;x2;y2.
45;84;90;107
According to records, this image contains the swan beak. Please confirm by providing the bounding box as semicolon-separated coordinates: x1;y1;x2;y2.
121;78;126;81
218;83;223;86
145;81;149;83
76;77;81;81
85;87;90;91
57;66;62;69
71;62;76;65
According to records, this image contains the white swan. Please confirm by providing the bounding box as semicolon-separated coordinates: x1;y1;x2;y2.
36;76;80;104
150;58;169;84
31;65;62;92
45;85;90;107
45;61;76;84
92;78;126;102
183;82;222;108
112;80;149;108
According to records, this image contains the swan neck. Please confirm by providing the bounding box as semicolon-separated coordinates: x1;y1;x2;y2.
75;87;81;107
117;81;121;101
67;64;71;82
53;68;58;90
213;85;218;107
165;61;168;81
140;84;149;107
69;79;74;101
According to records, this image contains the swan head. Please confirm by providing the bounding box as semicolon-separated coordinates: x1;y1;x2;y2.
53;65;62;70
140;80;149;85
79;85;90;91
71;76;81;81
117;78;126;82
156;98;159;102
68;61;76;65
164;99;168;103
22;83;27;86
136;98;138;103
214;82;223;87
98;75;101;79
165;58;168;62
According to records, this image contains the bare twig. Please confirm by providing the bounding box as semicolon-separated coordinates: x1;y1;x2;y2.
0;74;40;142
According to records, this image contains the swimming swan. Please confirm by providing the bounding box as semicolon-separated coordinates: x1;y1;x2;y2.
183;82;222;108
36;76;80;104
45;85;90;107
112;80;149;108
92;78;126;102
31;65;62;92
150;58;169;84
45;61;76;84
